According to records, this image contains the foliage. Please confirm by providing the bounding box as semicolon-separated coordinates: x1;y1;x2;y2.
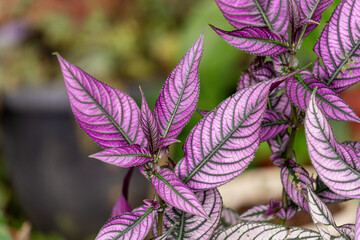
56;0;360;239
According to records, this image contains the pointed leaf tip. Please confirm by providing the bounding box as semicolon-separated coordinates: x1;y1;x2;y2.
154;34;203;140
305;91;360;198
211;25;289;56
57;56;146;149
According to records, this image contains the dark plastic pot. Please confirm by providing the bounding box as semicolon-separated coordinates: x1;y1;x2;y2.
0;85;149;239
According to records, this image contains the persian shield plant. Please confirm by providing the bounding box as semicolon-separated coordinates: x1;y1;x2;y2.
56;0;360;239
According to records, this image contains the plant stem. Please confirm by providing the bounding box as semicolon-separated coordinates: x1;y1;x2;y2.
157;193;164;235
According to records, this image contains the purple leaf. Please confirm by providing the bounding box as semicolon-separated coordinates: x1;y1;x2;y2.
313;59;329;82
154;34;203;140
281;161;313;212
111;168;134;217
140;88;159;151
152;168;207;218
155;138;180;150
212;221;321;239
307;186;348;239
238;60;275;91
297;0;334;37
356;203;360;240
211;26;289;56
90;145;152;168
155;188;222;239
215;0;289;37
268;130;290;154
56;54;145;149
96;201;159;240
305;92;360;198
287;72;360;122
239;204;276;222
289;0;302;41
260;110;289;142
313;0;360;92
269;82;292;118
176;75;293;190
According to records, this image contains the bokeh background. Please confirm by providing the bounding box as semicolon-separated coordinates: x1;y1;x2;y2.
0;0;358;239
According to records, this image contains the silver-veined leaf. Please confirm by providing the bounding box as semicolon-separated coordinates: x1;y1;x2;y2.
177;75;294;190
313;0;360;92
154;34;203;140
56;54;146;149
261;110;289;142
152;168;207;218
287;72;360;123
154;188;222;239
211;26;290;56
96;201;159;240
215;0;289;37
305;92;360;198
90;145;152;168
307;186;350;239
211;221;321;239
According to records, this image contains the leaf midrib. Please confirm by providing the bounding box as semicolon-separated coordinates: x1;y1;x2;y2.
162;43;201;139
154;172;203;216
64;61;134;145
183;87;263;184
295;74;357;120
112;207;154;239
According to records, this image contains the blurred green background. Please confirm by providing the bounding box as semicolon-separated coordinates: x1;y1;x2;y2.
0;0;358;239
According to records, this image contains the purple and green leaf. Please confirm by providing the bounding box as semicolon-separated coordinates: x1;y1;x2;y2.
260;110;289;142
215;0;289;37
154;188;222;239
154;34;203;140
307;186;349;239
56;54;146;149
211;26;290;56
140;88;159;151
281;161;313;212
211;221;321;239
237;59;275;91
313;0;360;92
287;72;360;122
151;168;207;218
356;203;360;240
90;145;153;168
305;92;360;198
96;201;159;240
177;75;293;190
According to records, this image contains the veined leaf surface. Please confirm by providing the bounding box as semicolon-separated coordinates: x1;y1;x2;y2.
154;188;222;239
281;161;313;212
152;168;207;218
287;72;360;122
260;110;289;142
177;75;293;190
307;186;349;239
305;92;360;198
215;0;289;37
96;201;158;240
314;0;360;92
297;0;334;37
154;34;203;140
56;54;145;149
211;221;321;239
140;89;159;151
211;26;289;56
90;145;152;168
237;60;275;91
